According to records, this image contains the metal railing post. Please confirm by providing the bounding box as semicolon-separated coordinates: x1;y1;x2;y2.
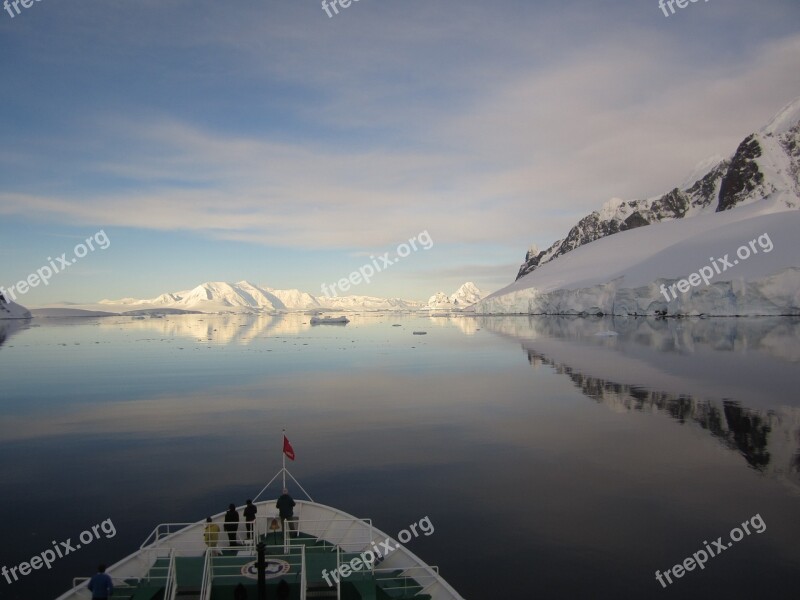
300;545;307;600
257;542;266;600
336;546;341;600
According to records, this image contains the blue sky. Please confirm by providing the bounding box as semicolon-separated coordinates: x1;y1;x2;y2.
1;0;799;305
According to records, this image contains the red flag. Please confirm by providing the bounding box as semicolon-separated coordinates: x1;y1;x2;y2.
283;435;295;461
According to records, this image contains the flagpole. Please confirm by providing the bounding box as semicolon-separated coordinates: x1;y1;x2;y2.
253;430;313;503
282;428;286;490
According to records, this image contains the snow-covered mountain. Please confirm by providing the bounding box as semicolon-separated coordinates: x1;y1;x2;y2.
427;291;450;307
99;281;282;313
477;98;800;317
450;282;484;306
264;287;320;310
477;199;799;317
319;295;423;311
515;96;800;280
427;282;485;309
0;293;31;320
88;280;425;314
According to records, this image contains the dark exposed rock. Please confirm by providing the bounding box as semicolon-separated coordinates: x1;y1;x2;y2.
621;211;649;230
717;135;764;212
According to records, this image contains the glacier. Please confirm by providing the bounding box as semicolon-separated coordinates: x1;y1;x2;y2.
0;294;31;320
475;200;800;316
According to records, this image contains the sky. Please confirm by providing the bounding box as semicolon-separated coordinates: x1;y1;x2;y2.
1;0;799;306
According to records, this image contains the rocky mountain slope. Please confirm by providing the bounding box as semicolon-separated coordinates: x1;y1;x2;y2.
516;97;800;280
477;98;800;317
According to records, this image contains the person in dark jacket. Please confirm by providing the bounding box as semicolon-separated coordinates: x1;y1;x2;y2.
224;503;240;546
234;582;248;600
276;578;290;599
276;488;296;532
87;564;114;599
243;499;257;539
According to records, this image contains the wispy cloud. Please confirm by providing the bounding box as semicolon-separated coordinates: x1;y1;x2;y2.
5;27;799;250
1;0;798;301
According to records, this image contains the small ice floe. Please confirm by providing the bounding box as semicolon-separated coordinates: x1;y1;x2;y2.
412;331;427;335
594;331;618;337
310;316;350;325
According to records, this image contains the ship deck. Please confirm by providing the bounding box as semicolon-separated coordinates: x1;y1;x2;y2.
110;532;433;600
56;500;462;600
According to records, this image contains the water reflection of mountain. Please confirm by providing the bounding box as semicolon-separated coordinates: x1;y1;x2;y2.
528;349;778;472
0;319;30;348
475;315;800;363
97;313;315;344
430;314;479;335
94;312;397;344
478;315;800;492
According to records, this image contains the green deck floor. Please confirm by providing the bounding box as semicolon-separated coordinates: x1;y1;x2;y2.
133;532;430;600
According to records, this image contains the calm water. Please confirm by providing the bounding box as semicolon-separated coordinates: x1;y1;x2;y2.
0;314;798;599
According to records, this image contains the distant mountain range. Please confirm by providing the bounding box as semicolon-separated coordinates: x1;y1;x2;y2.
95;281;425;313
515;96;800;280
19;281;485;317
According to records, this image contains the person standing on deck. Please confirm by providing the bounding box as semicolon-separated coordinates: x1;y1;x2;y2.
87;564;114;600
224;503;240;546
276;488;296;532
243;499;257;539
204;516;220;553
234;582;248;599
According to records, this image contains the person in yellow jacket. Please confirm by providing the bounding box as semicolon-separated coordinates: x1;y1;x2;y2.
204;517;220;554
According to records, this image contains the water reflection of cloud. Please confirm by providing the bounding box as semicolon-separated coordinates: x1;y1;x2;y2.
0;371;492;450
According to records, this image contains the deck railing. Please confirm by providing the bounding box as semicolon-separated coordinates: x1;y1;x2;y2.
300;544;308;600
199;548;213;600
375;564;441;596
164;550;177;600
336;546;342;600
286;516;374;552
141;523;198;549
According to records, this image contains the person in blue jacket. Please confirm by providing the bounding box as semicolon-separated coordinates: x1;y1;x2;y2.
87;564;114;599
